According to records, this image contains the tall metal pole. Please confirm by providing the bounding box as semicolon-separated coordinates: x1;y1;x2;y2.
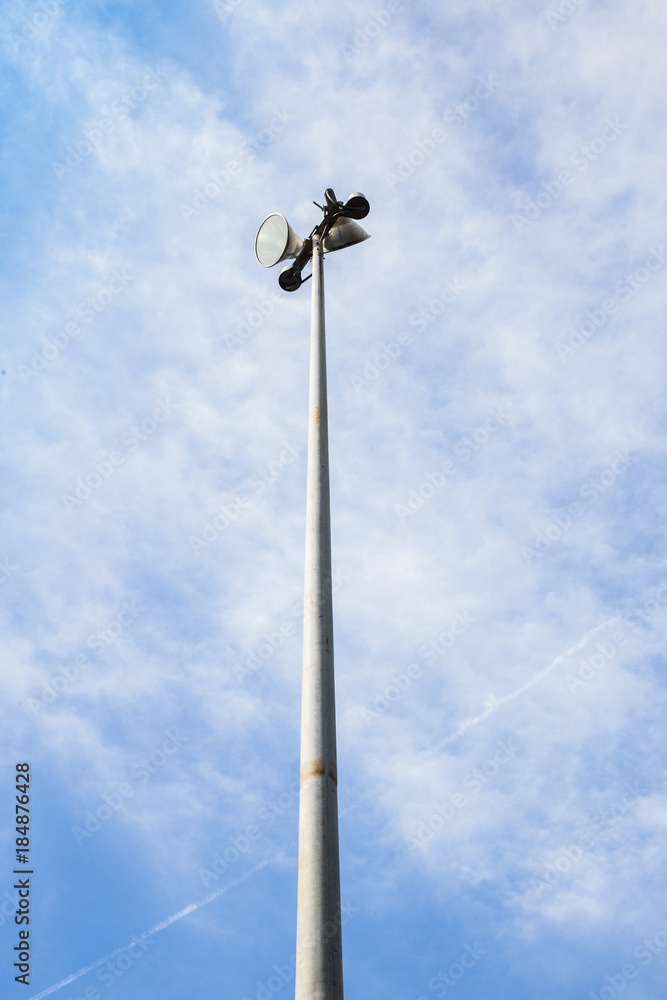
294;234;344;1000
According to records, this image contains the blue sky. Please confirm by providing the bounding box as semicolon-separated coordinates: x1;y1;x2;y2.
2;1;667;998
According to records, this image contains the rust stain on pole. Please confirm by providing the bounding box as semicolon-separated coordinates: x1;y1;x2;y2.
300;758;338;785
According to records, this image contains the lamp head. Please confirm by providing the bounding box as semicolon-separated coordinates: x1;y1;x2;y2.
339;192;370;220
278;263;304;292
322;217;370;253
254;190;370;290
255;213;303;267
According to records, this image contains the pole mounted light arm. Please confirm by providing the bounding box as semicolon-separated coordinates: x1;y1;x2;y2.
255;190;370;292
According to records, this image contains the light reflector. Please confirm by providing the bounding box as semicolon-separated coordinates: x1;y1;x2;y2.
255;213;303;267
322;218;370;254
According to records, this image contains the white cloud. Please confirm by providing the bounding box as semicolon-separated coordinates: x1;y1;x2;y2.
2;2;667;998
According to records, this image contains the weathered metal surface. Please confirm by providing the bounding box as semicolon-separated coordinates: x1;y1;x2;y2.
294;236;344;1000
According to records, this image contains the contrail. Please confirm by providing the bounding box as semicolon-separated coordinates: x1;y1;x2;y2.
27;856;274;1000
426;619;618;754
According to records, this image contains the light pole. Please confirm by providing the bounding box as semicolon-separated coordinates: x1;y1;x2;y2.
255;190;370;1000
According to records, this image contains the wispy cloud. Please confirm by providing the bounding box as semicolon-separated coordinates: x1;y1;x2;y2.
3;1;667;997
425;619;619;753
27;857;275;1000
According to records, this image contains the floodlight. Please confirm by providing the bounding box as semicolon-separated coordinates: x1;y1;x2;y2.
255;187;370;290
340;192;370;220
322;217;370;254
278;263;303;292
255;213;303;267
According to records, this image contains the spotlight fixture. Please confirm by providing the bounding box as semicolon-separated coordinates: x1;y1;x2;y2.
278;263;304;292
254;189;370;291
254;213;304;268
339;192;370;219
